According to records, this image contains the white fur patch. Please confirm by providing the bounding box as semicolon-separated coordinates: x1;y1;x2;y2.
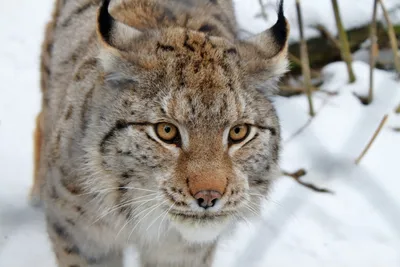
170;219;230;244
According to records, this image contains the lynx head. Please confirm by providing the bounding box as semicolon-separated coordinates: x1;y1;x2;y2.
88;0;289;243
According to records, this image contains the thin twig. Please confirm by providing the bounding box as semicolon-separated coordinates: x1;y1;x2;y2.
331;0;356;83
285;118;313;143
288;53;321;77
355;114;389;165
314;24;341;50
378;0;400;77
295;0;315;117
257;0;269;21
366;0;379;105
282;169;334;194
395;103;400;113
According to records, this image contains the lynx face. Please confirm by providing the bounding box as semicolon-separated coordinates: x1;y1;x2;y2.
86;0;289;243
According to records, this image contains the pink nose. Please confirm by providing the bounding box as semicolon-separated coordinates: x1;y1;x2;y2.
193;190;222;209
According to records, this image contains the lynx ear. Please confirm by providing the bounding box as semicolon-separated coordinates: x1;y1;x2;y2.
96;0;143;87
239;0;290;93
97;0;142;50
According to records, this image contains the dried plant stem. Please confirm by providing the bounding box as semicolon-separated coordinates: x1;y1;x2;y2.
295;0;315;117
331;0;356;83
367;0;379;105
257;0;269;20
355;114;389;165
315;25;341;50
282;169;334;194
378;0;400;76
395;103;400;113
288;53;320;77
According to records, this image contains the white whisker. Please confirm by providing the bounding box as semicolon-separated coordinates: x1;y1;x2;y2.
128;200;168;240
114;196;161;240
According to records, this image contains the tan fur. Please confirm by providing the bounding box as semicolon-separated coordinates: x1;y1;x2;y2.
32;0;289;266
31;0;65;204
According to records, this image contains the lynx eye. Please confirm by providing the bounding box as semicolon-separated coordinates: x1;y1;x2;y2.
229;124;250;144
155;123;179;143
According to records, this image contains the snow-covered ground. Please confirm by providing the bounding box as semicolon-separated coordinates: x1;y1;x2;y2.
1;0;400;266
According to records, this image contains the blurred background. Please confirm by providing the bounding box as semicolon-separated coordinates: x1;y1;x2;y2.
0;0;399;266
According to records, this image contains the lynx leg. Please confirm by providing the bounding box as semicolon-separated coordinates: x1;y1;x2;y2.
46;217;123;267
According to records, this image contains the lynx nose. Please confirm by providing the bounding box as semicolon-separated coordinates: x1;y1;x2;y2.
193;190;222;209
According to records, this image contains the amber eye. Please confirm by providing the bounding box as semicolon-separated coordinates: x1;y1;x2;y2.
155;123;179;143
229;124;250;143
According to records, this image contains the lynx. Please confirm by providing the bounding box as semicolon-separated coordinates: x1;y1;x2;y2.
30;0;289;266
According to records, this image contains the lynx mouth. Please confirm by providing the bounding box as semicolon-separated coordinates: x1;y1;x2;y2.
168;210;230;222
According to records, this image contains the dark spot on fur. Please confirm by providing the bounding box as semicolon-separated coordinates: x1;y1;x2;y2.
157;42;175;52
65;245;80;255
121;172;130;179
100;121;149;153
171;187;177;193
53;223;69;239
252;179;269;186
123;100;130;107
183;32;195;52
119;205;132;220
81;86;95;133
198;24;215;33
74;58;97;81
121;150;133;157
118;183;128;193
75;206;84;215
175;201;186;206
62;2;94;27
193;61;201;73
66;219;76;226
225;48;238;55
65;105;73;120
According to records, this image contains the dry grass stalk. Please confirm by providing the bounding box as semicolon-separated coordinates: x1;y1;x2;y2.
395;103;400;113
289;53;320;77
331;0;356;83
366;0;379;105
295;0;315;116
315;24;341;50
282;169;334;194
378;0;400;76
257;0;269;20
355;114;389;165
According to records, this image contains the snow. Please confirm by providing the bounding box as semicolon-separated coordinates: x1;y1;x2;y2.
236;0;400;41
1;0;400;266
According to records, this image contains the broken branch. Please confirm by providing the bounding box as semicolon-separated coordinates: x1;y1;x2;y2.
355;114;389;165
282;169;334;194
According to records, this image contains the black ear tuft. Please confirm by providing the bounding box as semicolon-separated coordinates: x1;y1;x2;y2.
272;0;288;48
98;0;115;46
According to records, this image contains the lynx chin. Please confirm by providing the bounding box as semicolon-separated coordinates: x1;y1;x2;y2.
30;0;290;266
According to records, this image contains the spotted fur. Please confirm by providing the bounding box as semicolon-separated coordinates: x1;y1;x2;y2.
31;0;290;266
